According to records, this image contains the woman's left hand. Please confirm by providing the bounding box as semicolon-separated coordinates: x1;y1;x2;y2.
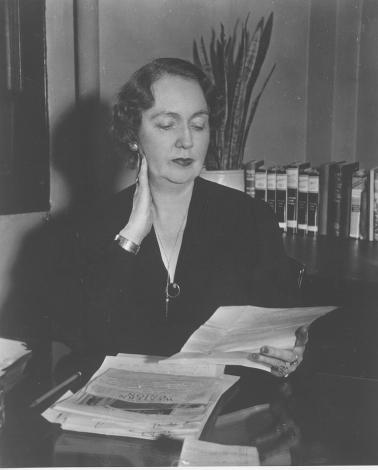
249;326;309;378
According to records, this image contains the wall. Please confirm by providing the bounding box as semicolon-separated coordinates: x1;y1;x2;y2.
0;0;77;338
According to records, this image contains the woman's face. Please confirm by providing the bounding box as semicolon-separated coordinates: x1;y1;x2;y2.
138;74;210;186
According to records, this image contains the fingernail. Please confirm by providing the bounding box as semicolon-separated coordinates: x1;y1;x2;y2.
250;353;259;361
260;346;269;354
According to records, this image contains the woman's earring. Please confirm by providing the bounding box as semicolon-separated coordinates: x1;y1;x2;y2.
129;142;138;152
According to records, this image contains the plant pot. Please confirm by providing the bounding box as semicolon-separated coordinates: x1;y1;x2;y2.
200;169;245;192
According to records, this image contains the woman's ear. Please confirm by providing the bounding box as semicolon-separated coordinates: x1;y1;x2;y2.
129;142;139;152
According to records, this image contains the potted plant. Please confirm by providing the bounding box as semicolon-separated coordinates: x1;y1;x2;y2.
193;13;275;191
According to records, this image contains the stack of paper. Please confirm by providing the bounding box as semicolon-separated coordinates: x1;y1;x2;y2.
0;338;31;392
43;354;238;440
162;305;336;371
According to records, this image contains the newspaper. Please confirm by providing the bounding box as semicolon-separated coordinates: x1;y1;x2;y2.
162;305;336;371
43;354;238;440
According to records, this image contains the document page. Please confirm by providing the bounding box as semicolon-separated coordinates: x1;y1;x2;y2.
178;438;259;466
0;338;30;374
163;305;336;371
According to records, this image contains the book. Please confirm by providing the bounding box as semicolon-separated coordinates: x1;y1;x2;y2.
328;161;359;238
375;171;378;241
297;170;309;236
254;166;268;201
275;167;287;232
307;169;319;237
349;170;368;239
286;162;310;234
244;160;264;198
266;166;277;213
369;167;378;241
318;162;342;236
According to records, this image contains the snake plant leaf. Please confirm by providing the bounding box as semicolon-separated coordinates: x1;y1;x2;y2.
224;22;247;166
232;17;266;166
193;40;201;69
228;19;262;168
199;35;215;82
246;13;273;102
200;35;209;65
241;63;276;158
210;28;217;78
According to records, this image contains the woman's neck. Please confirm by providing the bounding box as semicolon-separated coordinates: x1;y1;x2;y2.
149;177;194;220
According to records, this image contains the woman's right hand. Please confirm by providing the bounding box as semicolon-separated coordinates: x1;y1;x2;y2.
119;156;153;245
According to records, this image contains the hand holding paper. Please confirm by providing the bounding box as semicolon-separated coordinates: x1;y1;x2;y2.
162;305;336;374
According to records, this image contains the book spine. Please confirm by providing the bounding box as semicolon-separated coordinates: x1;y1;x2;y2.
245;168;256;197
255;170;267;201
286;167;299;234
359;172;369;240
340;163;359;238
369;169;375;241
307;171;319;237
318;164;331;236
267;170;277;213
349;171;364;239
374;171;378;241
329;168;343;237
297;172;309;235
276;171;287;231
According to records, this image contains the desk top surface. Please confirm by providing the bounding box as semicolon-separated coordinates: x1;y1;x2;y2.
2;370;378;467
283;235;378;283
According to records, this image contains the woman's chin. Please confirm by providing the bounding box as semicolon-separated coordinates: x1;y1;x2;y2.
163;167;201;185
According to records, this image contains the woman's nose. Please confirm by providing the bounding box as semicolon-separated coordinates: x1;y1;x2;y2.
176;124;193;149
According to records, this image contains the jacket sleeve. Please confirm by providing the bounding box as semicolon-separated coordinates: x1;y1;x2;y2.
74;189;139;354
54;190;140;380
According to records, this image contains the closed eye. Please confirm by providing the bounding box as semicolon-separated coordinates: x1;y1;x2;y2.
156;121;175;130
191;122;208;131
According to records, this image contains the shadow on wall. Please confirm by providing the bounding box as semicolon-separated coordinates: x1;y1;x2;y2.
0;95;131;389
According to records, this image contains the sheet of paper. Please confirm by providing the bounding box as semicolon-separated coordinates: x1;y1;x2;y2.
163;305;337;370
0;338;30;374
178;438;260;466
115;353;224;377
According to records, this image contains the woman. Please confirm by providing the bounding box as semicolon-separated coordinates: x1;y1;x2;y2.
72;58;307;379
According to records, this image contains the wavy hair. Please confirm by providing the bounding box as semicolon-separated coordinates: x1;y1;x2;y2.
111;58;220;165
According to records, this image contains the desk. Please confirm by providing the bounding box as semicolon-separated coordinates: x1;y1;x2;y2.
283;235;378;305
1;370;378;466
283;236;378;380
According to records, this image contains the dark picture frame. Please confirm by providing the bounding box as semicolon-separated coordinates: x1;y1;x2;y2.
0;0;49;215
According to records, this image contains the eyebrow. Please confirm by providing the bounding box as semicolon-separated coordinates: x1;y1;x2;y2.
150;110;209;120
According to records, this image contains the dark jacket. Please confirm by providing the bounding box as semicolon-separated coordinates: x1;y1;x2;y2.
73;177;298;363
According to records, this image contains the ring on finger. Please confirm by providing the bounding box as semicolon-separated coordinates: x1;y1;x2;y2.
278;364;290;378
289;354;299;367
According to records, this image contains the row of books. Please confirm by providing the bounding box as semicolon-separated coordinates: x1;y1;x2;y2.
244;160;378;240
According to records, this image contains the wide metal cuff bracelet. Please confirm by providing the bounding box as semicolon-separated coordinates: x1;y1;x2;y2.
114;234;140;255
